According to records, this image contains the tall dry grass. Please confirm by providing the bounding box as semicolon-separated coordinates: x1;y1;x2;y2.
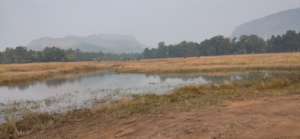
114;53;300;73
0;62;112;85
1;53;300;85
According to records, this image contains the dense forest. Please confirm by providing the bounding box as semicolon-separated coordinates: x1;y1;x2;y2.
1;30;300;64
143;30;300;58
0;47;141;64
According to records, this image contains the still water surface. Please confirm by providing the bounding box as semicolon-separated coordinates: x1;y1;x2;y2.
0;71;271;122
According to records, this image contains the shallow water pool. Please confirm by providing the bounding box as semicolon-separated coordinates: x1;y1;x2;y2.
0;71;272;122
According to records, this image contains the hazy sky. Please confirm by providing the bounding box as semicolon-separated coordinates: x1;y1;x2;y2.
1;0;300;48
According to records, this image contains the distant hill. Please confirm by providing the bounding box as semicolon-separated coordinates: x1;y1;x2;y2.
27;34;146;53
233;8;300;38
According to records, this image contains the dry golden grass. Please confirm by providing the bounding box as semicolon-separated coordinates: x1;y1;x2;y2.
1;53;300;138
1;53;300;86
114;53;300;73
0;62;113;85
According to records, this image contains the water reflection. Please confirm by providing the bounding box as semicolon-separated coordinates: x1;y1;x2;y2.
3;71;273;91
4;72;109;90
0;71;278;118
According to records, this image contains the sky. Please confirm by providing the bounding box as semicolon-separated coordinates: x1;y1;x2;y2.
0;0;300;48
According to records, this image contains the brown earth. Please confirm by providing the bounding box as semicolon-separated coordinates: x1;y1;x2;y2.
22;95;300;139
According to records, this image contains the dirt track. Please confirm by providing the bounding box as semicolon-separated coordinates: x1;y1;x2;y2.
22;95;300;139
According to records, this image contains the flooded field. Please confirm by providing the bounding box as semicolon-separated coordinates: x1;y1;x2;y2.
0;71;273;123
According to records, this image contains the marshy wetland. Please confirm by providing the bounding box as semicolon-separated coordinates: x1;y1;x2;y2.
1;53;300;139
0;71;274;122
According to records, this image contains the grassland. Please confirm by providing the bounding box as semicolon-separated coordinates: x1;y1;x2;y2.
1;53;300;86
0;62;113;86
113;53;300;73
2;53;300;138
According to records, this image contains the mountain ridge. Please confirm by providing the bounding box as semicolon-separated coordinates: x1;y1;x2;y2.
232;8;300;38
27;34;146;53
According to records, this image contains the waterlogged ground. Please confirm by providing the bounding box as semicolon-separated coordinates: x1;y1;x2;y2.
0;71;273;123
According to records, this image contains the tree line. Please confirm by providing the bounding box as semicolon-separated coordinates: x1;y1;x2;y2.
1;30;300;64
0;47;141;64
143;30;300;58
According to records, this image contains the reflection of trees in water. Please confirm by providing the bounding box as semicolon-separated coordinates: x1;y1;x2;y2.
5;71;110;90
7;82;33;90
8;83;30;90
45;78;78;88
45;72;108;88
2;71;287;91
233;71;271;81
155;71;273;84
157;74;203;82
156;73;232;83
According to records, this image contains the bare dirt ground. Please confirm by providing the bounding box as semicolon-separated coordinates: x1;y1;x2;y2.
22;95;300;139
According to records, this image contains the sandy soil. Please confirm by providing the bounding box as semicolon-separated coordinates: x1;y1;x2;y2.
21;95;300;139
